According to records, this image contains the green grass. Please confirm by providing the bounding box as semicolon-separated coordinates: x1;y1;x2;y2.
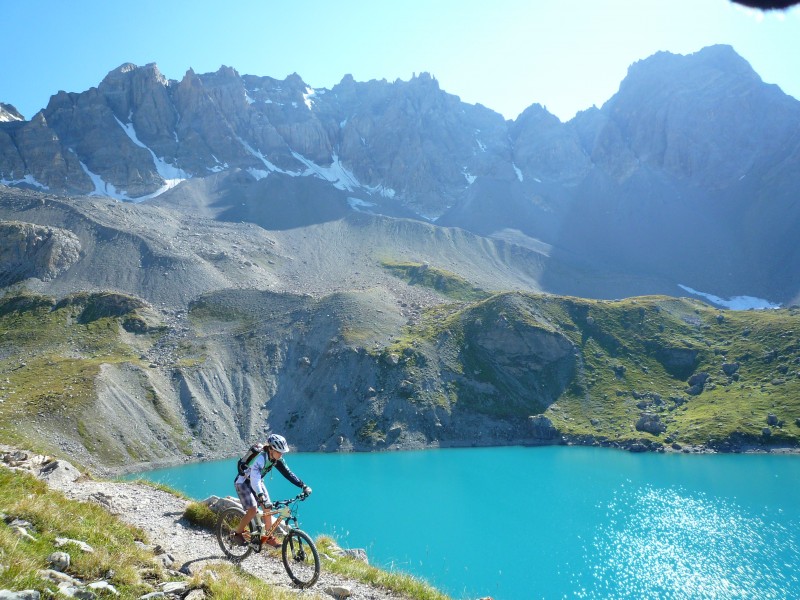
0;292;144;450
381;260;490;302
317;536;450;600
187;295;258;333
0;467;160;597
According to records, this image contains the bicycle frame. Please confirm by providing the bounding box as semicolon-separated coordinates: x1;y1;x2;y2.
246;493;305;544
255;501;295;538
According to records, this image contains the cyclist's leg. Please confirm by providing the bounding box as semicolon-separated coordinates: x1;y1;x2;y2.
234;481;258;534
260;488;274;531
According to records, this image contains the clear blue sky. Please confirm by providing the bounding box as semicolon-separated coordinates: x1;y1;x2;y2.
1;0;798;122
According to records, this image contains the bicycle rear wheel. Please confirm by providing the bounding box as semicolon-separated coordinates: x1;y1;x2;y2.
216;506;253;561
281;529;320;588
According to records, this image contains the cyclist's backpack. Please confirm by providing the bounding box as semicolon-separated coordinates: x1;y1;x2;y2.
237;443;266;476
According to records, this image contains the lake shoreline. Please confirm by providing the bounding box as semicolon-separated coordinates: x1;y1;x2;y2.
105;435;800;479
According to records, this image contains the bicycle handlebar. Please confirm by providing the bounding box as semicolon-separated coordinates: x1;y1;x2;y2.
259;491;309;509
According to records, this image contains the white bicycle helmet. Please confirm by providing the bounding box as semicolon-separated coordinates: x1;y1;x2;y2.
267;433;290;453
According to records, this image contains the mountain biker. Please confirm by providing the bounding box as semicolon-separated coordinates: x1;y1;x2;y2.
233;433;311;548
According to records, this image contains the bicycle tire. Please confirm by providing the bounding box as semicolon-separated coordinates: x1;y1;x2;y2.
281;529;320;588
216;506;253;561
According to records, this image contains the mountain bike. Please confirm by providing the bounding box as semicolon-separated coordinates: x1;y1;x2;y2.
216;492;320;588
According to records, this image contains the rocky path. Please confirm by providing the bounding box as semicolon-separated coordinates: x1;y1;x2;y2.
2;447;411;600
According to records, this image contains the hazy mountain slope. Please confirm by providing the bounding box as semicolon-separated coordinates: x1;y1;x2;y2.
0;185;562;310
1;45;798;303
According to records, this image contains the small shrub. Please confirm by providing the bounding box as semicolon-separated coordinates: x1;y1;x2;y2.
183;501;217;530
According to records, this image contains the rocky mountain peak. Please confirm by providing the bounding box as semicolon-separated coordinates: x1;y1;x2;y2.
0;103;24;122
591;44;800;187
620;44;761;98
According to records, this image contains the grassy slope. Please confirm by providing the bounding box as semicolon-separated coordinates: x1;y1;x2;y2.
0;291;176;461
394;292;800;448
3;286;799;455
0;467;313;599
541;294;800;447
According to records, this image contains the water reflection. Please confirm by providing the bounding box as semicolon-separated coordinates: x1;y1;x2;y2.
581;485;800;599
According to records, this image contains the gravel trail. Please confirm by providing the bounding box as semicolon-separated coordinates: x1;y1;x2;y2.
2;447;413;600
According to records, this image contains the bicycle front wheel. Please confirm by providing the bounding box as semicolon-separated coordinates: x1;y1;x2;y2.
281;529;320;588
216;507;253;561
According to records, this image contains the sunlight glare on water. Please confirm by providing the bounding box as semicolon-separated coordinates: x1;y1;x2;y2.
580;485;800;599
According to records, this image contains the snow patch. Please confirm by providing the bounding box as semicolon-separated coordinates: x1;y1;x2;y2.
366;184;396;199
0;111;23;123
0;174;49;190
347;197;376;212
475;130;486;152
513;163;524;182
238;137;297;176
303;87;316;110
80;161;128;200
115;117;189;192
678;285;780;310
417;212;440;222
463;168;476;185
238;139;394;198
291;152;361;191
247;168;270;181
207;155;229;173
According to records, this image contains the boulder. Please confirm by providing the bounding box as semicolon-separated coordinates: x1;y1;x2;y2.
324;586;353;599
47;551;70;571
55;583;97;599
54;538;94;554
686;376;708;396
635;414;667;435
86;582;118;596
36;570;80;586
721;362;740;376
154;553;175;569
343;549;369;564
528;415;560;441
37;460;81;487
201;495;242;514
160;582;187;595
0;592;41;600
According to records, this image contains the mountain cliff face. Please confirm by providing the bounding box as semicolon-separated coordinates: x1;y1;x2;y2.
6;45;794;304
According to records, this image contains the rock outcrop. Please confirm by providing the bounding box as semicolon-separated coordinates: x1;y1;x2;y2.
0;221;81;284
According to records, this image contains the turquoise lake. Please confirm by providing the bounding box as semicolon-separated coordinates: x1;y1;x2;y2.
128;446;800;599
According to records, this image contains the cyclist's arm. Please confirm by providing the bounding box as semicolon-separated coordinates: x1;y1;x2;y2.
247;453;268;497
274;458;305;488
